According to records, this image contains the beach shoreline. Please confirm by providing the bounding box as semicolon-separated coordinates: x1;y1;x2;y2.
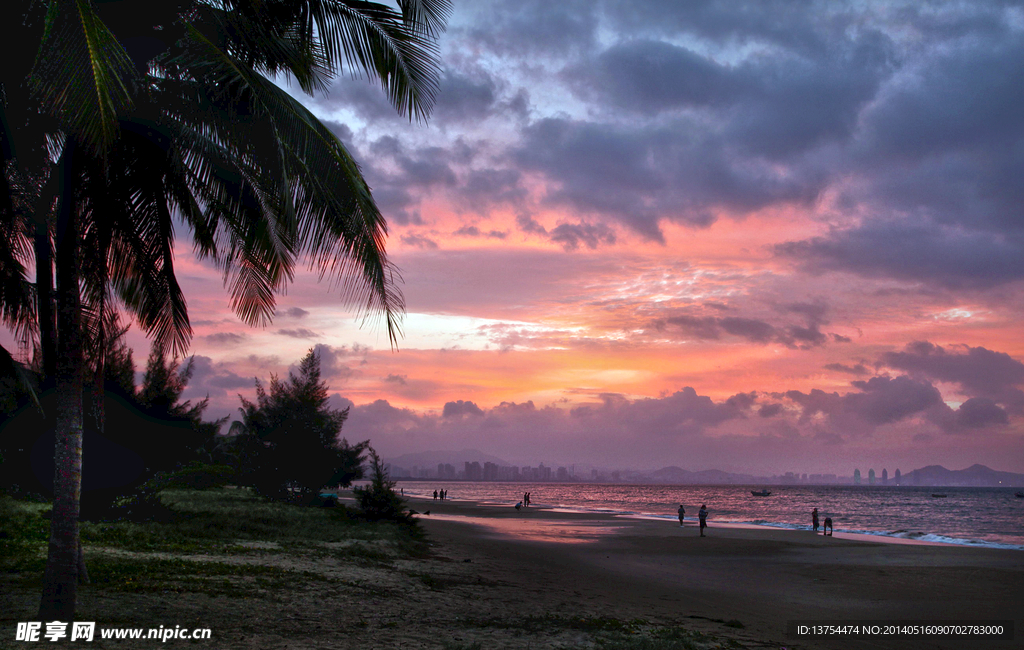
410;495;1024;650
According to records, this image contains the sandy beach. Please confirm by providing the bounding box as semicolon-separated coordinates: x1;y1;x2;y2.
3;491;1021;649
412;495;1023;650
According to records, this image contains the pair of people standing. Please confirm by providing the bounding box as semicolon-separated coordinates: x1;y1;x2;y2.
522;492;531;507
812;507;833;535
678;504;709;535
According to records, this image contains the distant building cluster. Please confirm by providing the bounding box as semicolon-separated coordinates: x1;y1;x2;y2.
390;461;568;482
386;458;1022;487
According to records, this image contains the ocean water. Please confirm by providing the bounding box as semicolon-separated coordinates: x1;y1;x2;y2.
395;481;1024;550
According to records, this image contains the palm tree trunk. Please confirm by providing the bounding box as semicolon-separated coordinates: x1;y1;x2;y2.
39;142;82;620
33;176;57;388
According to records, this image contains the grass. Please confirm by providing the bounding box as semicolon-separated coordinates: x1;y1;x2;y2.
595;626;719;650
1;487;426;583
2;489;741;649
76;488;426;556
0;495;50;572
468;614;651;634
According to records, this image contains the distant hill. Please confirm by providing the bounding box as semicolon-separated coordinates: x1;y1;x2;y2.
907;464;1024;487
384;449;510;469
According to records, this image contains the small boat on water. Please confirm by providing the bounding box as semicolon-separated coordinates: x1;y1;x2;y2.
1015;491;1024;498
931;493;947;498
750;489;771;497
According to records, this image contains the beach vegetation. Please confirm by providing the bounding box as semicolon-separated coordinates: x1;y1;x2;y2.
1;0;448;619
3;486;425;578
233;349;368;502
353;447;412;522
595;626;714;650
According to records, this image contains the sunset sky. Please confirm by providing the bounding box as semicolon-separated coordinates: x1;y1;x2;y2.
15;0;1024;476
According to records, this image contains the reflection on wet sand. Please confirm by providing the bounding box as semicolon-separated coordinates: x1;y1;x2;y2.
427;512;627;543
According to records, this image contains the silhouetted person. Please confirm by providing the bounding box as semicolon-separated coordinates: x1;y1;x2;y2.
515;501;522;512
433;489;438;500
824;517;833;536
677;504;686;526
698;504;708;536
812;507;819;532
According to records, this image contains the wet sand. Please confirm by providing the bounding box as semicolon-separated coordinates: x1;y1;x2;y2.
413;496;1024;650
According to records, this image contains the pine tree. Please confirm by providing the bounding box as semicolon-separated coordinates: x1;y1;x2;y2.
236;349;367;501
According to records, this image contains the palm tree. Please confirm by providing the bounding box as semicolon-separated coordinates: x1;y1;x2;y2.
2;0;449;619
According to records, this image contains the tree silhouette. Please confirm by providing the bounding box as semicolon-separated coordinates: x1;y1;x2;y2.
236;349;367;501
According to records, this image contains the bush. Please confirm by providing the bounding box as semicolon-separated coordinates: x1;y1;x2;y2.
147;463;236;491
353;448;410;522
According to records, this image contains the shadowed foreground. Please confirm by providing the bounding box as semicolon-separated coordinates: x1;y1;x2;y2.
2;490;1020;649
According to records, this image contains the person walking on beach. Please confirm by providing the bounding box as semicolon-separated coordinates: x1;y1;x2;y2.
677;504;686;526
698;504;708;536
433;489;438;500
812;507;819;533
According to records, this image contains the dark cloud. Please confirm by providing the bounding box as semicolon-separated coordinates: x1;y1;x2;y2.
719;317;776;344
454;225;508;240
401;234;439;249
305;344;358;382
572;39;738;113
772;29;1024;292
442;399;485;418
855;39;1024;229
574;31;891;160
758;403;783;418
276;328;319;339
431;71;500;124
881;342;1024;413
180;355;252;400
664;315;721;340
951;397;1009;429
459;168;526;212
776;221;1024;290
463;0;598;56
824;363;869;375
659;304;833;349
283;307;309;319
203;332;247;346
569;387;742;437
786;375;944;432
516;214;547;235
549;222;616;251
725;391;757;411
384;374;407;385
514;116;822;240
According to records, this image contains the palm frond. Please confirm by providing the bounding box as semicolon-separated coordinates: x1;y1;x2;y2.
300;0;445;120
167;26;404;343
0;342;42;415
397;0;452;37
29;0;137;154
